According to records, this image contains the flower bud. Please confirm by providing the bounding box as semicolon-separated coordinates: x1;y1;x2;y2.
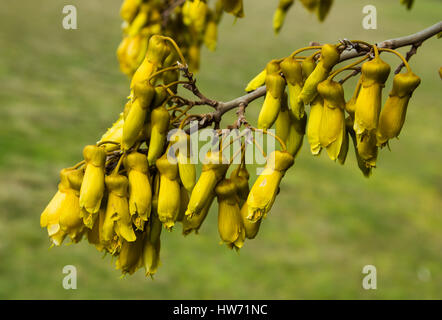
353;55;391;136
245;69;266;92
257;72;286;130
300;44;340;104
105;174;137;242
247;150;294;221
171;131;196;193
124;152;152;230
377;71;421;146
79;145;106;227
216;179;245;250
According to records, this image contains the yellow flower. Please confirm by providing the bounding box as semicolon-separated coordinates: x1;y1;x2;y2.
306;96;323;155
156;154;181;230
40;169;70;246
244;60;280;92
247;150;294;221
124;152;152;231
348;123;372;177
280;56;305;119
147;105;170;166
182;0;208;33
116;235;144;275
131;35;170;88
356;131;378;168
216;179;245;250
301;55;317;80
127;4;149;37
188;43;201;72
377;70;421;146
120;0;142;23
105;174;137;243
317;79;346;161
170;130;196;193
98;113;124;152
240;202;262;240
222;0;244;18
79;145;106;228
59;168;85;243
300;44;340;104
122;82;155;151
185;151;229;217
353;55;391;136
300;0;319;12
177;185;190;222
182;192;214;235
273;0;294;34
229;164;250;203
142;212;162;277
317;0;333;21
87;206;105;252
257;71;286;130
126;35;148;74
204;17;218;51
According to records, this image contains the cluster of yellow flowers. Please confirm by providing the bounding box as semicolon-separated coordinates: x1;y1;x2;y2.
247;42;421;176
41;34;298;276
117;0;243;76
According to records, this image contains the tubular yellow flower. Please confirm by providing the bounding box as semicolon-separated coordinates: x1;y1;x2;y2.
185;151;229;217
127;5;149;37
116;236;144;275
230;165;250;203
300;44;340;104
377;70;421;146
170;130;196;193
142;213;162;277
306;96;323;155
147;105;170;167
59;168;85;242
216;179;245;250
105;174;137;243
337;127;349;165
182;192;214;235
131;35;170;88
204;17;218;51
177;185;190;222
275;97;291;143
286;112;307;157
257;72;286;130
98;113;124;152
247;150;294;221
348;122;372;177
353;55;391;136
124;152;152;231
87;206;105;252
79;145;106;228
273;0;294;34
245;69;266;92
126;35;148;74
222;0;244;18
156;154;181;230
40;169;71;246
356;131;378;168
317;0;333;22
240;202;262;240
122;82;155;151
317;79;346;161
281;56;305;119
183;0;208;34
120;0;142;23
345;78;362;117
302;55;317;80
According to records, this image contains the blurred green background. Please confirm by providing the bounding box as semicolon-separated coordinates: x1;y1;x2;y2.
0;0;441;299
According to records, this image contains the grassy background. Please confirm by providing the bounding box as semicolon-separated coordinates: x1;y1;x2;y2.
0;0;441;299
